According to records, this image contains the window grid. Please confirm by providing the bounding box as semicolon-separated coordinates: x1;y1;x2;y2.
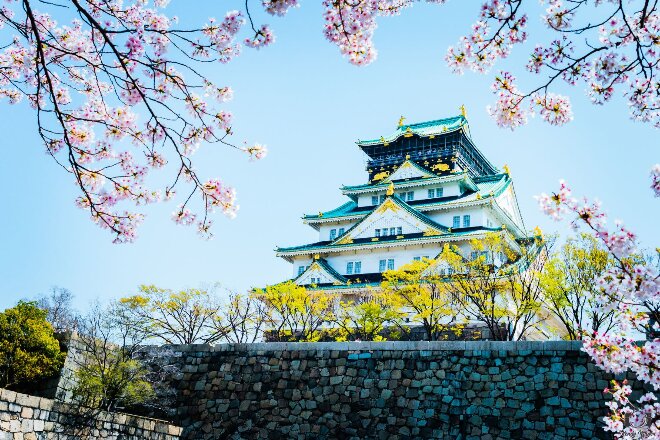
452;216;460;228
463;215;471;228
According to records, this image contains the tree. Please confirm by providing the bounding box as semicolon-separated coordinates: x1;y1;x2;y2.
539;181;660;438
36;286;78;333
441;233;545;341
119;285;226;344
215;292;270;343
540;233;619;340
0;0;275;242
0;301;65;389
381;259;460;341
2;1;657;244
72;302;156;412
322;1;660;130
332;291;404;341
254;281;333;342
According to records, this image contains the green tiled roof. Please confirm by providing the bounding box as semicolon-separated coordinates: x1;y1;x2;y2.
293;258;347;284
277;227;502;255
357;115;467;147
305;174;510;221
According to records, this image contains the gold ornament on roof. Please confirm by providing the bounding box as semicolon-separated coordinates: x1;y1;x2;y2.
503;164;510;175
404;127;413;137
386;182;394;196
318;212;324;218
433;163;450;172
460;104;467;118
398;116;406;127
313;254;320;260
405;154;411;160
533;226;543;238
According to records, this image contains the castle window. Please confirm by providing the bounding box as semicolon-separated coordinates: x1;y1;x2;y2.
389;227;396;235
399;192;406;199
379;259;386;272
375;228;381;237
381;228;389;237
387;259;395;270
298;266;306;275
452;216;460;228
463;215;471;228
354;261;362;274
330;229;337;240
436;187;444;197
397;226;403;235
338;228;345;236
346;262;354;275
372;196;378;205
380;194;386;203
413;256;421;262
406;191;414;201
428;189;435;198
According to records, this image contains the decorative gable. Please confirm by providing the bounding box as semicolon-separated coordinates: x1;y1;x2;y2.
495;184;525;229
294;259;346;285
332;197;446;245
384;160;436;182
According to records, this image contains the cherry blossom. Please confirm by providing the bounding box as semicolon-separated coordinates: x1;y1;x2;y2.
0;0;282;242
539;179;660;438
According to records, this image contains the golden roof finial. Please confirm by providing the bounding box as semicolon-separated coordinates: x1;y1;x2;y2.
405;154;411;160
503;164;510;175
460;104;467;118
313;254;320;260
533;226;543;238
398;115;406;127
386;182;394;196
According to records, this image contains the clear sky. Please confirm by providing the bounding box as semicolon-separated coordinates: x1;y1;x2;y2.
0;1;658;311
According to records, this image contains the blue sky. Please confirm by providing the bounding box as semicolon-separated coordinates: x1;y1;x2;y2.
0;1;658;310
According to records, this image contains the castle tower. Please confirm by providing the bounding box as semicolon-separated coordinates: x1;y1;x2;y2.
276;114;529;295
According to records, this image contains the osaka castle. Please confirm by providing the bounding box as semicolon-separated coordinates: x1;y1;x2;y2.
275;112;528;293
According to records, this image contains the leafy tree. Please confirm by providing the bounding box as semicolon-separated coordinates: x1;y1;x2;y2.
36;287;78;333
0;301;65;389
540;233;619;340
332;291;404;341
441;233;545;341
381;259;460;341
254;281;333;342
119;285;225;344
73;302;155;412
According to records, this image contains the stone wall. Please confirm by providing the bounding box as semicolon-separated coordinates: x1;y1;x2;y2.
0;388;181;440
136;341;637;440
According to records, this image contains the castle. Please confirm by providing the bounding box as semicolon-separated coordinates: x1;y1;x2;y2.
276;112;531;297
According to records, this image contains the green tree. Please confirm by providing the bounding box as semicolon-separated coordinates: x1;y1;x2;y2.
72;302;155;412
0;301;64;389
540;233;619;340
442;233;546;341
254;281;333;342
381;259;460;341
119;285;226;344
332;291;404;341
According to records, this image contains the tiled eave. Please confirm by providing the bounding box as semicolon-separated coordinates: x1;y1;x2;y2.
340;173;477;196
276;229;501;262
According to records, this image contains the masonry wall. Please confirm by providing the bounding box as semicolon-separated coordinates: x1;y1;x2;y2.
0;388;181;440
137;341;635;440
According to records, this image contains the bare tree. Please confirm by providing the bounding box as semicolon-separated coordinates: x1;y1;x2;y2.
37;287;78;332
215;292;269;343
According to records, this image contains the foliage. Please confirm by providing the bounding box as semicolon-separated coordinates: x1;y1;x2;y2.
538;181;660;438
381;258;460;341
37;286;78;333
332;291;404;341
0;301;65;389
440;233;545;341
255;281;333;342
540;233;619;340
120;285;225;344
73;302;157;412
